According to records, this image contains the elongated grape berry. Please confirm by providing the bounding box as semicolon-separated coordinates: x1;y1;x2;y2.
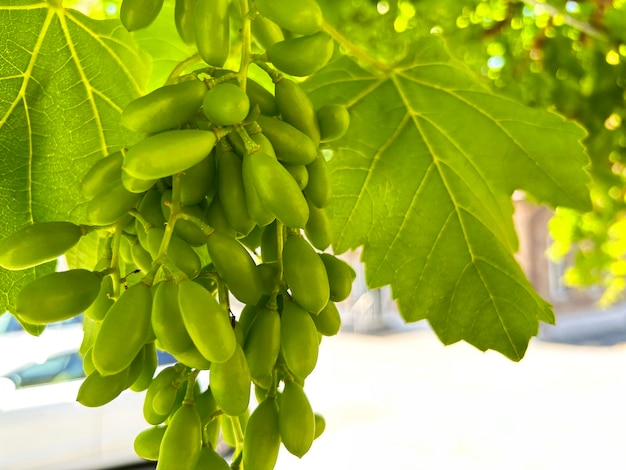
16;269;101;324
203;83;250;126
0;221;82;271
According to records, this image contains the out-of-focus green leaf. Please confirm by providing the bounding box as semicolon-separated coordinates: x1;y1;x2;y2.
305;36;591;360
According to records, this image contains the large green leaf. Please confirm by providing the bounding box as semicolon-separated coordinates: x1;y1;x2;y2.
0;1;148;314
305;36;591;360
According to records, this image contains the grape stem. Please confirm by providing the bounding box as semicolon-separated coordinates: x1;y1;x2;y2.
165;53;204;85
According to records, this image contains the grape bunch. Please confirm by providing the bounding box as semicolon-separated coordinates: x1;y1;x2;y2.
0;0;356;468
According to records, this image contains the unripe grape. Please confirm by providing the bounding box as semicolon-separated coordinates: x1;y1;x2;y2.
268;32;334;77
283;163;309;190
152;280;194;355
92;282;152;376
305;202;332;251
16;269;101;324
173;344;212;370
243;398;281;470
0;221;83;271
217;146;255;235
120;0;164;31
251;14;285;50
244;151;309;228
123;129;217;180
178;279;237;363
319;253;356;302
205;196;237;237
210;344;251;416
206;231;263;306
146;228;202;279
156;403;202;470
304;154;332;208
85;274;115;321
160;190;209;247
281;300;319;379
244;307;280;382
255;0;322;35
86;178;141;226
180;152;215;205
317;103;350;142
122;80;207;134
194;0;230;67
77;367;130;407
283;235;329;314
80;151;122;199
144;365;184;425
192;446;229;470
314;413;326;439
175;0;196;44
203;83;250;126
256;115;317;165
130;342;158;392
275;77;320;146
134;425;166;461
312;301;341;336
279;380;315;457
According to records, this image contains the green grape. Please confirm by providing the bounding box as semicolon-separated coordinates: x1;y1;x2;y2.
247;78;279;116
80;316;100;356
303;154;331;208
175;0;196;44
311;300;341;336
281;300;319;379
0;221;82;271
152;280;194;355
257;261;280;296
121;170;157;193
121;80;207;134
317;103;350;142
82;347;95;376
77;367;130;407
275;77;320;145
243;397;281;470
239;224;264;251
16;269;101;324
138;189;167;228
92;282;153;376
278;380;315;457
131;240;153;273
86;178;142;226
217;145;255;235
255;0;322;35
202;83;250;126
152;382;180;416
251;14;285;50
242;145;276;228
130;342;158;392
160;190;209;246
134;425;166;461
205;196;237;237
244;150;309;228
268;32;334;77
244;307;280;382
80;151;122;199
206;231;263;306
260;221;279;263
304;202;332;251
210;344;251;416
146;228;202;279
123;129;217;180
120;0;164;31
283;163;309;190
178;279;237;363
180;152;215;205
194;0;230;67
156;403;202;470
192;446;230;470
256;115;317;165
220;412;249;448
319;253;356;302
85;274;115;321
237;304;261;337
125;343;148;388
283;235;329;314
173;344;212;370
314;413;326;439
143;365;184;425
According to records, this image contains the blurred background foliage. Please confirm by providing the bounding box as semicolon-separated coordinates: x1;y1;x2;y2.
76;0;626;305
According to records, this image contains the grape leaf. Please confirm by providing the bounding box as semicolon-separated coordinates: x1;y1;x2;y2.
305;36;591;360
0;1;148;314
